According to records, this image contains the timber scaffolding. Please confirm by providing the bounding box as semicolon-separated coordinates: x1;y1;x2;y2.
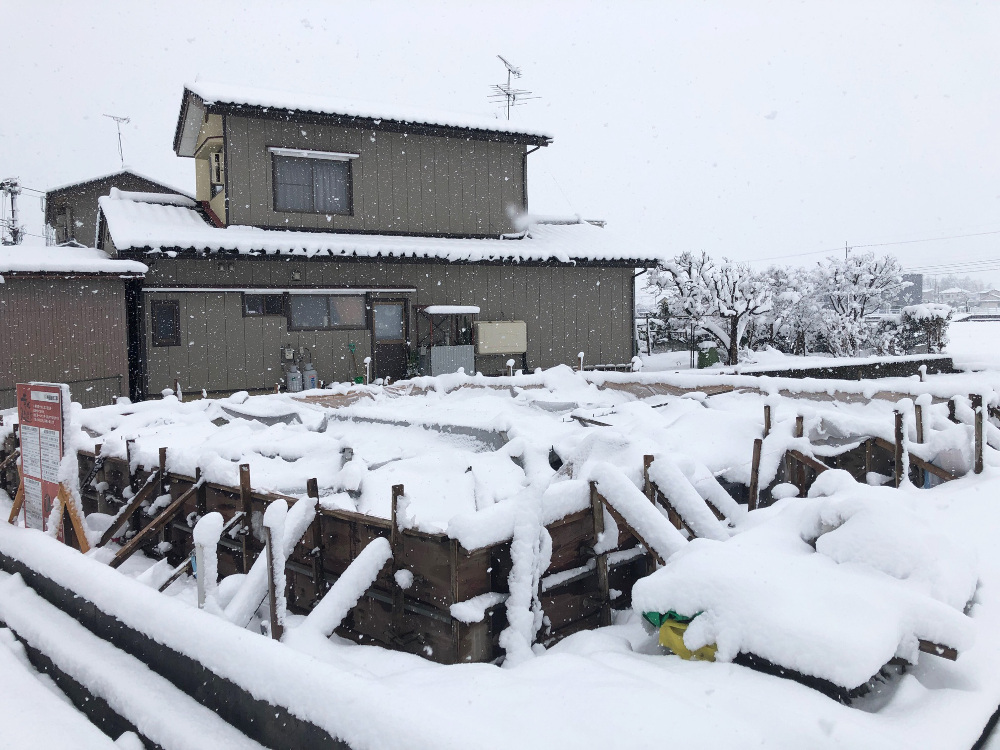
0;435;738;664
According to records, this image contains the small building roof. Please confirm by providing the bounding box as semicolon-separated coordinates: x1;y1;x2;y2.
98;192;661;266
46;169;191;199
175;81;552;156
0;244;147;276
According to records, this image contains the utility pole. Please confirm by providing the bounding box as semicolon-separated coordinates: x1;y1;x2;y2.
0;178;24;245
103;114;131;169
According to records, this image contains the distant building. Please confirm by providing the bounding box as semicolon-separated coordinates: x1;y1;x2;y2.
45;170;190;247
0;245;146;409
974;289;1000;313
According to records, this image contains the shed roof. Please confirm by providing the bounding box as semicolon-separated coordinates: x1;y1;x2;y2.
175;82;552;156
98;192;661;266
0;244;147;276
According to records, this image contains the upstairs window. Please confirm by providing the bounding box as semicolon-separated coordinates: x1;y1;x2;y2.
287;295;366;330
271;149;355;215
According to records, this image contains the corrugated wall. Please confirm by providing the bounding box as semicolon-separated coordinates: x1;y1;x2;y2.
225;114;525;236
0;276;130;409
143;258;633;393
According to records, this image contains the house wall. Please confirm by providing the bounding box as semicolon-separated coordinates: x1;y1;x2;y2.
0;276;131;409
223;114;526;236
140;258;633;394
46;174;188;247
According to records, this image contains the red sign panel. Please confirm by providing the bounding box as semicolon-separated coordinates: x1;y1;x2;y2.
16;383;65;532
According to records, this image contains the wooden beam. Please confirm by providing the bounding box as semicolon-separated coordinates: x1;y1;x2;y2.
0;447;20;474
872;437;955;482
109;481;199;569
918;639;958;661
763;404;771;438
973;394;984;475
307;478;324;605
914;404;925;487
787;450;830;475
264;523;283;640
158;512;244;594
572;415;611;428
596;490;667;567
98;470;162;547
589;481;613;626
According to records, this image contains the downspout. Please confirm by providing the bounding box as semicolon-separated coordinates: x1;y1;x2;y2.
522;145;541;215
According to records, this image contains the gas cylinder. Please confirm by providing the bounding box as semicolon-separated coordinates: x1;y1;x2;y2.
302;361;318;390
285;364;303;393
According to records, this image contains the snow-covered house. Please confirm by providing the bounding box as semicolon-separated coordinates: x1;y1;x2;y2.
0;244;146;409
45;169;189;247
97;82;658;399
973;289;1000;313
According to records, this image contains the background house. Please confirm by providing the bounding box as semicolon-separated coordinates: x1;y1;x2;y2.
0;244;146;408
97;83;656;400
45;169;189;247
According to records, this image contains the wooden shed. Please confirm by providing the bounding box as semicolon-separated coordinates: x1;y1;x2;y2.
0;244;146;408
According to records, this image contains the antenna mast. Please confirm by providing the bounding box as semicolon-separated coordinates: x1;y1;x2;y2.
489;55;539;120
103;113;131;169
0;178;24;245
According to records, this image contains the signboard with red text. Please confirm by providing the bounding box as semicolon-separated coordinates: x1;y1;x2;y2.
16;383;65;532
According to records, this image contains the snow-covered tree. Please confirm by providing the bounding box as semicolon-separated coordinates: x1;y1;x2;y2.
815;253;909;357
750;265;824;355
651;252;772;364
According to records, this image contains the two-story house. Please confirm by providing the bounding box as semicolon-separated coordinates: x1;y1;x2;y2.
97;82;659;400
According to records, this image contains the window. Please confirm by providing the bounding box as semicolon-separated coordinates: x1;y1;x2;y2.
287;295;366;330
151;299;181;347
243;293;285;317
273;155;352;215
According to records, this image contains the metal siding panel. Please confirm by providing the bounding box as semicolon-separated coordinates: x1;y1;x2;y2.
433;139;451;234
357;127;379;231
473;141;491;235
185;293;209;391
224;294;247;390
405;136;425;233
243;313;265;390
374;132;394;231
261;317;285;390
333;128;366;232
226;115;250;225
449;140;465;234
202;294;227;390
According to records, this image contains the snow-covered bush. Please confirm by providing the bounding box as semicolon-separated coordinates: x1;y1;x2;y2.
901;303;952;353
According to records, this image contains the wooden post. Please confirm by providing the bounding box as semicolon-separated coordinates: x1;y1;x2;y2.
973;394;984;474
7;485;24;525
589;481;612;627
390;484;405;635
748;438;762;512
894;410;904;488
645;315;652;356
195;466;207;517
864;438;873;481
307;478;324;604
642;455;654;502
158;447;167;497
763;404;771;438
264;523;283;640
125;438;137;494
793;415;804;495
239;463;252;573
948;397;959;424
794;415;804;438
914;404;925;487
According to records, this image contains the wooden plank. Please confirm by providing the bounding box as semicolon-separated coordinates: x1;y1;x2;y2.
973;394;984;474
788;450;830;475
390;483;405;635
57;484;91;553
109;482;199;569
7;485;24;524
98;470;162;547
239;463;252;573
919;639;958;661
894;410;905;487
872;437;955;482
264;522;283;640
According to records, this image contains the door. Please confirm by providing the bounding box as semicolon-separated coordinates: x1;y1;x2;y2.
372;300;408;381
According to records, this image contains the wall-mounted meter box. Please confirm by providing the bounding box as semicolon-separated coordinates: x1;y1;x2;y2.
474;321;527;355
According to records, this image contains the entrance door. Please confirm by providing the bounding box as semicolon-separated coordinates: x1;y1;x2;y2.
372;300;408;381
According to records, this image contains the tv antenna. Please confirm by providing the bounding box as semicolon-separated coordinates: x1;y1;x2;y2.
103;113;131;169
489;55;539;120
0;178;24;245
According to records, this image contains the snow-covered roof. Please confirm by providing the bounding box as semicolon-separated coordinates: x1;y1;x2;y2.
99;192;660;265
176;81;551;156
47;168;192;199
423;305;480;315
939;287;970;295
0;244;147;275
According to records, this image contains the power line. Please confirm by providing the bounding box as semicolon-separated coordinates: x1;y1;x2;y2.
753;225;1000;263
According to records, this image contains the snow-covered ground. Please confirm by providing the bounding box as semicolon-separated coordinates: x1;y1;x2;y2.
3;364;1000;748
947;320;1000;370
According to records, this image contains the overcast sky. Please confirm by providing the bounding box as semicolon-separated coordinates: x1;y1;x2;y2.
2;1;999;281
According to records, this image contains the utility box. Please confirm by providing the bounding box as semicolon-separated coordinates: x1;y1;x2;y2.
475;321;527;355
426;344;475;376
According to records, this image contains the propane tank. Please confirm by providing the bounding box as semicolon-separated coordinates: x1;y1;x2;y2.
302;360;318;390
285;364;303;393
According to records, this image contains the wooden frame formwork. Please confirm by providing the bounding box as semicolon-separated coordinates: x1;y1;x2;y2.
29;447;658;665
